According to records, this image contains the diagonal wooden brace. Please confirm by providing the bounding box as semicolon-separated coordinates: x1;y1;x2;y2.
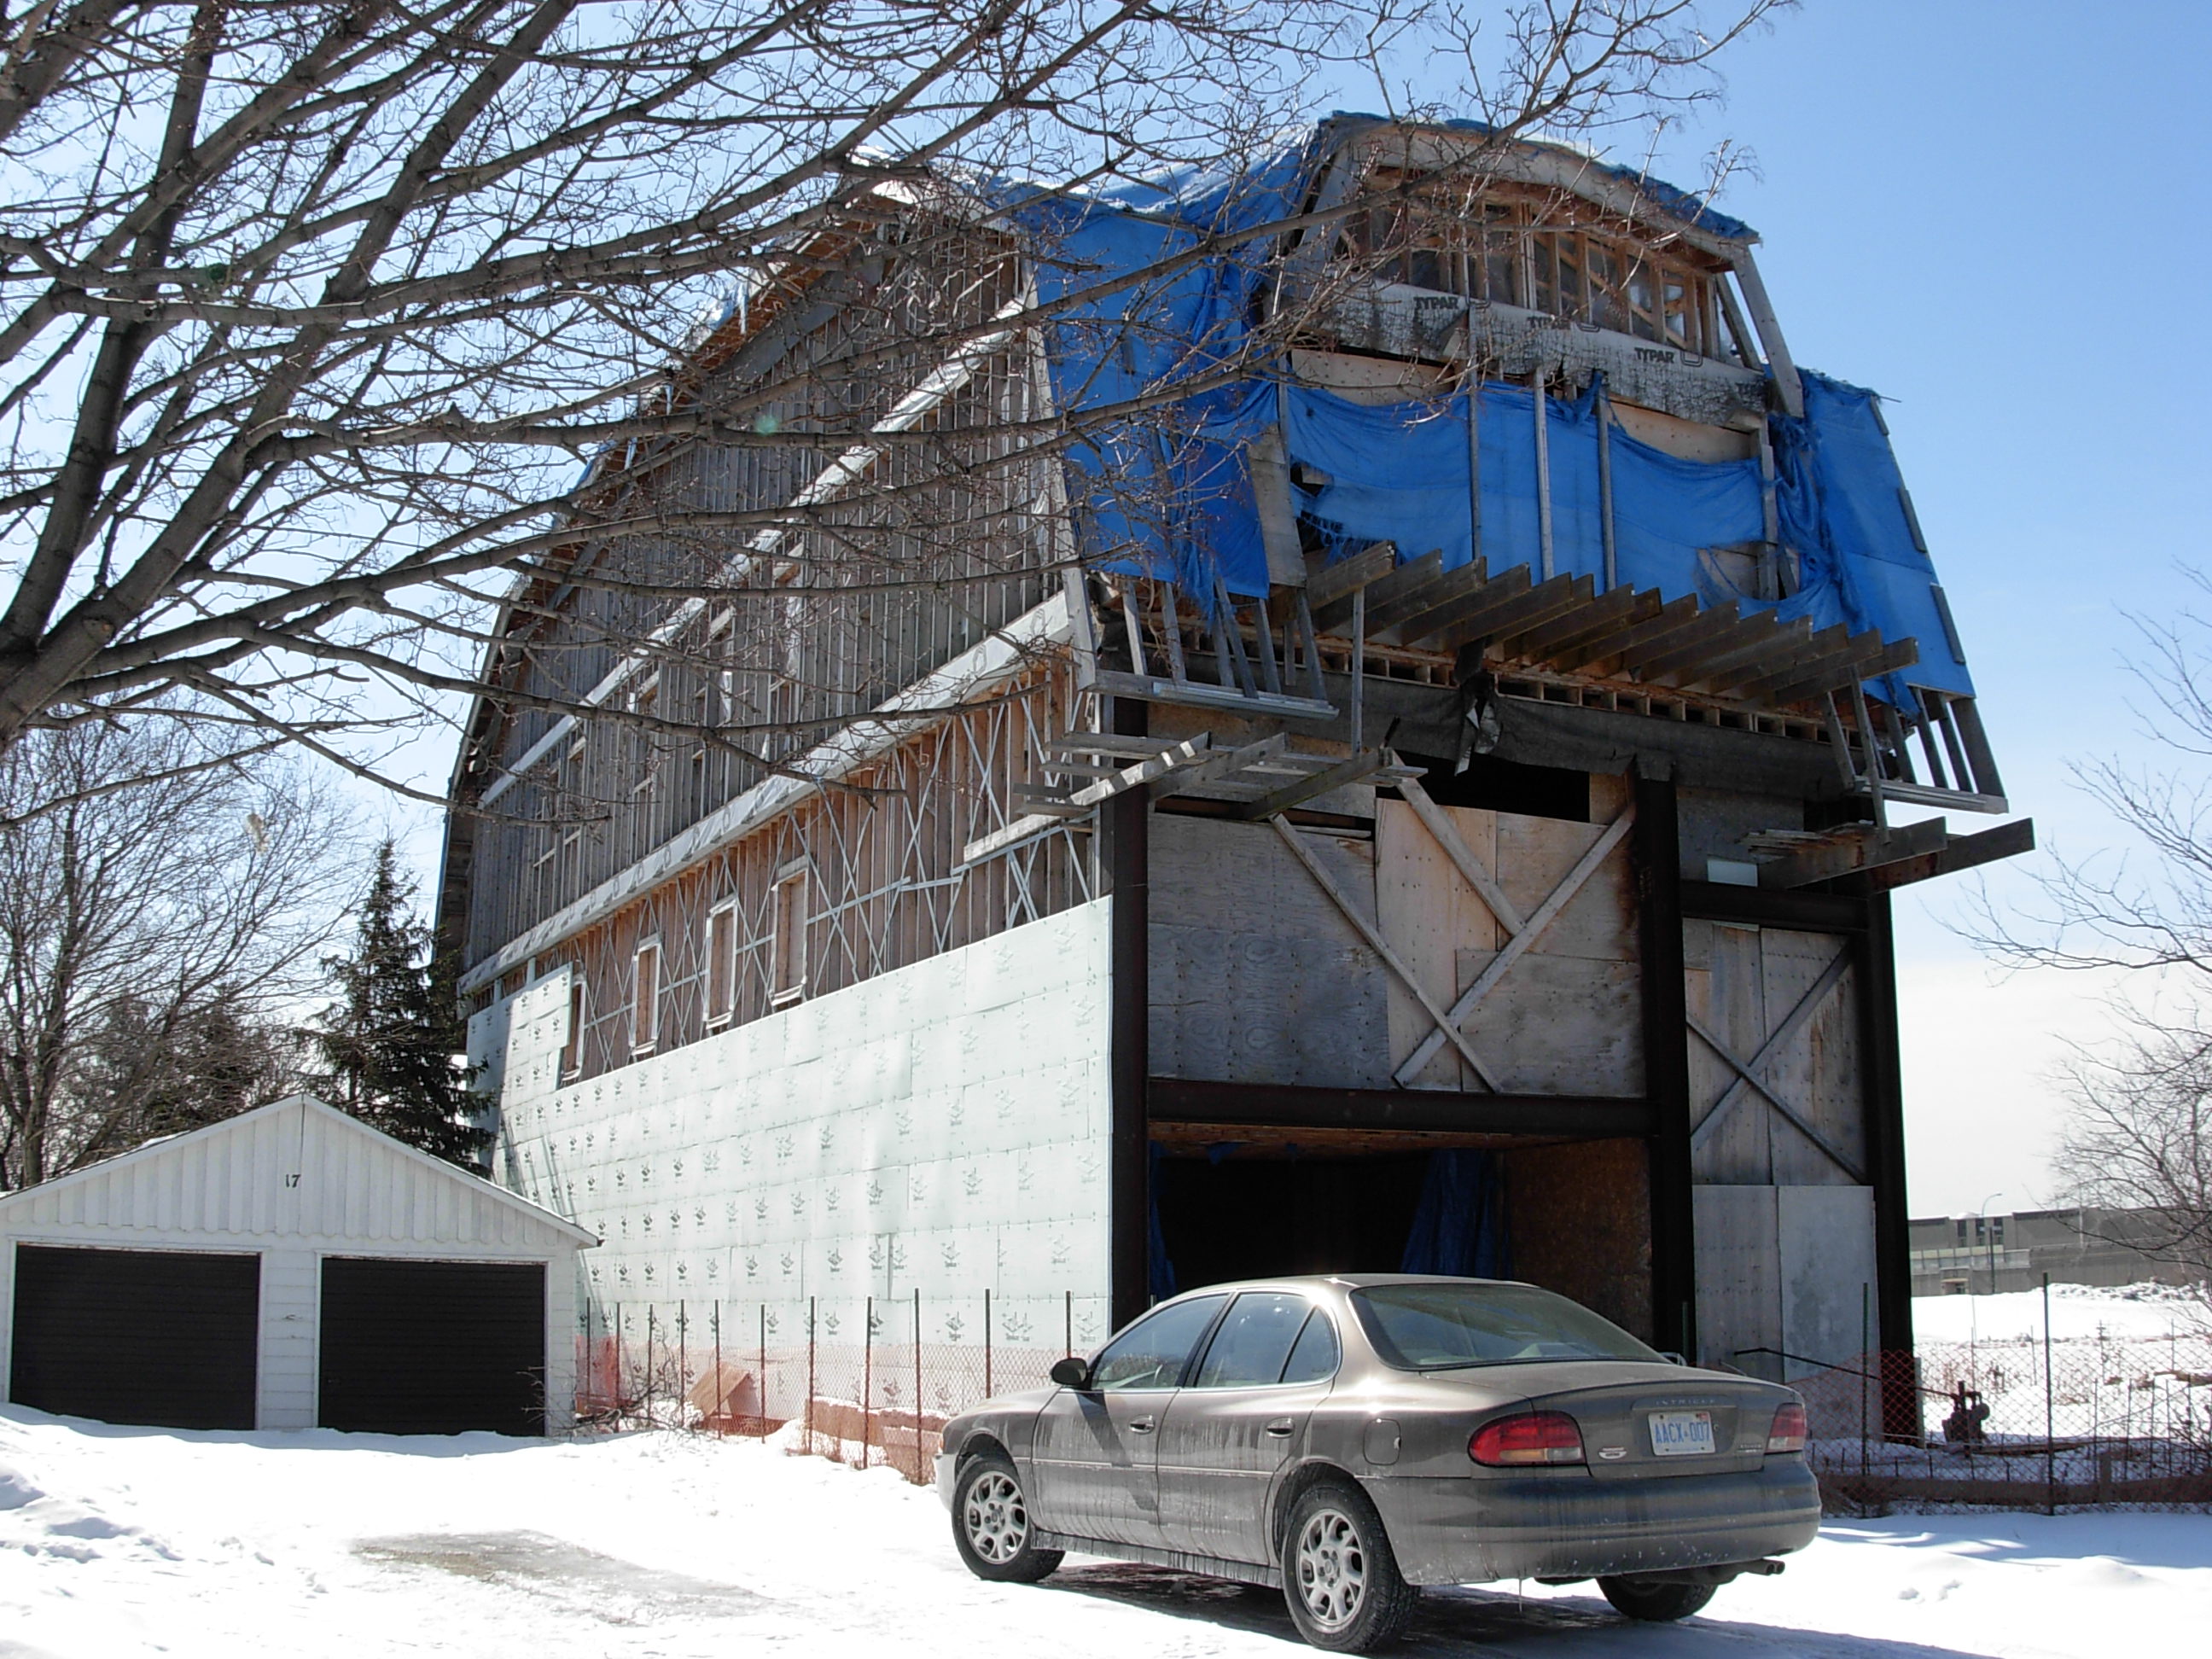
1268;818;1504;1091
1686;946;1856;1169
1389;805;1637;1087
1685;1010;1866;1183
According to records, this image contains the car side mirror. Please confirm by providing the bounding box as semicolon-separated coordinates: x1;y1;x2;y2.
1049;1356;1094;1390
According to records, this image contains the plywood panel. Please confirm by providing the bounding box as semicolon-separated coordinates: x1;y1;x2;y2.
1507;1138;1652;1342
1761;929;1863;1186
1495;814;1638;963
1778;1185;1877;1380
1376;800;1499;1090
1453;951;1641;1095
1691;923;1771;1185
1152;815;1393;1091
1692;1184;1779;1376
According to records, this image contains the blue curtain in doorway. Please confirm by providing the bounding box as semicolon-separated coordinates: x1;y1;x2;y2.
1400;1150;1511;1279
1147;1141;1179;1303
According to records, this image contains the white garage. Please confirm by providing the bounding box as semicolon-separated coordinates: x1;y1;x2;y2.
0;1095;595;1435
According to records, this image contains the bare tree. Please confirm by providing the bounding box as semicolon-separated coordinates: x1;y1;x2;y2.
1976;576;2212;1296
0;722;357;1185
0;0;1779;801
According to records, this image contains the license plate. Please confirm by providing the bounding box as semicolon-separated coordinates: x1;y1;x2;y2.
1648;1410;1715;1457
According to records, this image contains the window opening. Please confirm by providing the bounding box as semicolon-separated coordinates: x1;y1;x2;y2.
770;864;808;1006
631;939;661;1053
562;975;585;1078
706;901;738;1026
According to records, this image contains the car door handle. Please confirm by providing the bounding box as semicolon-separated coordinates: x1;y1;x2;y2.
1265;1418;1295;1436
1128;1417;1156;1434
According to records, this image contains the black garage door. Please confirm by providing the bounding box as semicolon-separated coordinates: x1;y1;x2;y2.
318;1257;545;1435
10;1243;259;1430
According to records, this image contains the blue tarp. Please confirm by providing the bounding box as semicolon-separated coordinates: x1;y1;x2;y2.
1014;119;1974;700
1399;1150;1511;1278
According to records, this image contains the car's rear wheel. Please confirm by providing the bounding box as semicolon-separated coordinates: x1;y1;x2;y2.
951;1452;1062;1583
1279;1480;1418;1652
1598;1575;1716;1621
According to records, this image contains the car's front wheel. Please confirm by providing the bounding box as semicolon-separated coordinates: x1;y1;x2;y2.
951;1452;1062;1584
1598;1575;1716;1621
1279;1480;1419;1652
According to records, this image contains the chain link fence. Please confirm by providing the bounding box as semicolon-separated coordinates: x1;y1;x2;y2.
569;1287;2212;1511
1784;1313;2212;1513
571;1292;1087;1482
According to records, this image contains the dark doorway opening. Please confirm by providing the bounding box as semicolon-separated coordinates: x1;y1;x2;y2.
9;1243;259;1430
317;1257;546;1436
1152;1151;1430;1292
1388;751;1590;822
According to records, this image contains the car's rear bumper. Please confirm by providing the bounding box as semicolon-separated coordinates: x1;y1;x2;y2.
1366;1458;1821;1586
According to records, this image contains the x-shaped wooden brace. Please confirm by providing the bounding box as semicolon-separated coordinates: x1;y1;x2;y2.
1685;946;1866;1182
1388;777;1637;1088
1264;765;1634;1091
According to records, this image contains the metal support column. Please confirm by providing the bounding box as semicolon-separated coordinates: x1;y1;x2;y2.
1634;762;1696;1359
1857;890;1918;1438
1106;697;1152;1331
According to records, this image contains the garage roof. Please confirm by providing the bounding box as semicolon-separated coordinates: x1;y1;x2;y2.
0;1096;597;1251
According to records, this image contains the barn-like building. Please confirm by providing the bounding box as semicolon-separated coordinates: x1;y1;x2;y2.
442;117;2028;1416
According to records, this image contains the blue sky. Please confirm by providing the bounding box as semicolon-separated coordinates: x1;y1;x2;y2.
1506;1;2212;1214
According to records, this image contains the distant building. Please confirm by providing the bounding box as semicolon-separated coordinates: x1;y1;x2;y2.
1907;1208;2205;1296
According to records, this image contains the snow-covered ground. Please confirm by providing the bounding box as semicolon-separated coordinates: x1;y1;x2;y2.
3;1406;2209;1659
1912;1282;2209;1348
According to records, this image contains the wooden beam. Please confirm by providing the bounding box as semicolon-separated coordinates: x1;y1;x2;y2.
1732;629;1888;703
1145;1076;1654;1139
1306;541;1396;613
1607;602;1743;678
1681;880;1866;933
1232;749;1420;820
1667;618;1818;692
1553;592;1698;673
1761;637;1918;708
1499;584;1657;662
1313;548;1441;631
1701;620;1854;696
1085;667;1337;723
1859;816;2034;894
1761;816;1949;889
1417;572;1592;655
1729;251;1805;418
1364;559;1486;635
1386;562;1532;646
1639;614;1794;689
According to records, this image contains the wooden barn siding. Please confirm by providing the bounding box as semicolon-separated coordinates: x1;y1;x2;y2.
541;661;1094;1085
1683;919;1863;1186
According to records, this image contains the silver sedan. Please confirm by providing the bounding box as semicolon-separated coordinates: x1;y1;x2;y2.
936;1274;1819;1652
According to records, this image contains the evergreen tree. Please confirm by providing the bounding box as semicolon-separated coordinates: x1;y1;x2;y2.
314;842;489;1171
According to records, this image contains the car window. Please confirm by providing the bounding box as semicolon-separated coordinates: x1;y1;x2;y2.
1192;1293;1311;1388
1352;1283;1659;1371
1278;1310;1341;1385
1089;1295;1229;1390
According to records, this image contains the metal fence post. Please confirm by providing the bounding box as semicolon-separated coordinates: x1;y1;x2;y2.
913;1285;923;1483
2043;1272;2057;1514
678;1300;688;1429
863;1295;875;1471
759;1303;768;1440
614;1301;624;1419
1064;1289;1073;1358
713;1301;724;1438
1860;1284;1871;1493
984;1288;992;1400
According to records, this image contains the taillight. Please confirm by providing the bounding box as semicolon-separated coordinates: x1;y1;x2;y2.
1766;1401;1807;1454
1469;1411;1585;1467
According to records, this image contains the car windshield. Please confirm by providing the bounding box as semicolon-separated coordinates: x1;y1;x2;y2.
1351;1283;1660;1371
